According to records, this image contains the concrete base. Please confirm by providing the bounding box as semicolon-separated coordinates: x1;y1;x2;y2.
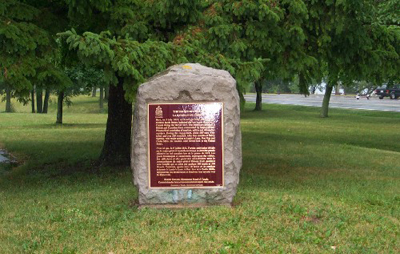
138;203;232;210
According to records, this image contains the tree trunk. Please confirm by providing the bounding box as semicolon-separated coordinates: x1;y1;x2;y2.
92;86;97;97
36;89;43;113
321;83;334;118
104;86;109;101
310;86;316;94
335;85;340;95
254;80;262;111
99;87;104;111
56;92;64;124
42;90;50;113
31;88;35;113
99;77;132;166
5;87;12;112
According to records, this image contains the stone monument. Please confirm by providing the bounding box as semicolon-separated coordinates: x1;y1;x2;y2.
132;63;241;208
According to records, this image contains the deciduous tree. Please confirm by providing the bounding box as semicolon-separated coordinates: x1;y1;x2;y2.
303;0;399;117
191;0;317;111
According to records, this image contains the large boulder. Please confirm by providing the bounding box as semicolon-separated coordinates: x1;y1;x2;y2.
132;63;242;207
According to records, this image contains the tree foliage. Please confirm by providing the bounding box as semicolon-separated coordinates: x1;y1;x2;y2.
187;0;320;110
0;0;70;98
60;29;174;102
2;0;399;164
59;0;210;165
301;0;400;117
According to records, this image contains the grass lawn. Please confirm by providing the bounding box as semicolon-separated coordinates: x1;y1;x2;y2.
0;96;399;253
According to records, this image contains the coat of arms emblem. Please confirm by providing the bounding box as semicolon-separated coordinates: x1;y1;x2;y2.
155;106;163;118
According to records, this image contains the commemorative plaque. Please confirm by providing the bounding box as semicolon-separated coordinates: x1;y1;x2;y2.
132;63;242;207
148;103;223;188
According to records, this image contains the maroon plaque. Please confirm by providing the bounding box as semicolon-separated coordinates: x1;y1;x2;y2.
148;102;224;188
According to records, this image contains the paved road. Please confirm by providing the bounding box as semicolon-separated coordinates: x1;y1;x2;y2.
244;94;400;112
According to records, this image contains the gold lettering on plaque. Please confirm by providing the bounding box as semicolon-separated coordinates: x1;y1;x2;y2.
149;102;223;188
154;108;217;180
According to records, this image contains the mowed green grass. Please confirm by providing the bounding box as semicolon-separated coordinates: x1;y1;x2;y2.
0;96;399;253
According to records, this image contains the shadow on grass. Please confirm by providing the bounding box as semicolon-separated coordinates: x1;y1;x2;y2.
0;158;131;191
0;163;14;175
242;107;320;120
3;139;102;161
23;123;106;129
242;131;400;154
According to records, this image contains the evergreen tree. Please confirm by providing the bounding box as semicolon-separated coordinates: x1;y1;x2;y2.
194;1;399;114
0;0;71;113
187;0;317;111
60;0;204;166
61;0;270;165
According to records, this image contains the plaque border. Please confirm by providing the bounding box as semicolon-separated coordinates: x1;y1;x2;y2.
147;102;225;189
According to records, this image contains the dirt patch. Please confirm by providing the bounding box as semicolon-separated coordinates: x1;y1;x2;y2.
302;216;322;224
29;159;130;178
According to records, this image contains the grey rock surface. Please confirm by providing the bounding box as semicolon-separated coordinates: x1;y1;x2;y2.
0;149;17;164
131;63;242;206
0;154;8;163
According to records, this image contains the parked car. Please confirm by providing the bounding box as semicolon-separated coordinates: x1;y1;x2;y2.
375;85;400;99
